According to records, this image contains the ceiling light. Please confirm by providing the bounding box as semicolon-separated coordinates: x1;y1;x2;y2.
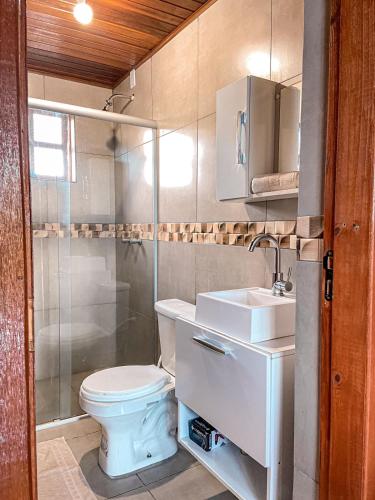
73;0;93;25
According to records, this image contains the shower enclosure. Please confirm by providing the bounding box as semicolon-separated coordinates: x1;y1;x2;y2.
29;98;158;425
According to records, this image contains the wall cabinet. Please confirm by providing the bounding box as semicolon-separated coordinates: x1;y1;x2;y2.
216;76;300;203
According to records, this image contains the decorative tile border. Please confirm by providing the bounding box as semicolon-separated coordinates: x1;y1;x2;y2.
156;221;297;248
296;215;324;238
32;217;325;262
32;223;154;240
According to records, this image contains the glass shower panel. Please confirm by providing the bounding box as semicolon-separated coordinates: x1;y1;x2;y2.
32;176;62;424
30;108;73;424
57;178;73;420
31;109;156;425
114;127;156;369
66;115;118;416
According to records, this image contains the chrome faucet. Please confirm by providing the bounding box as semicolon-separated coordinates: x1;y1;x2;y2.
248;233;293;296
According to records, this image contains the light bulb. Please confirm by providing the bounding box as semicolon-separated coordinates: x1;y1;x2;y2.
73;1;93;25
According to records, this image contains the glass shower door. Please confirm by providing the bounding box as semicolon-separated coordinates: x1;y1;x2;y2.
30;108;73;424
31;175;73;424
31;106;157;425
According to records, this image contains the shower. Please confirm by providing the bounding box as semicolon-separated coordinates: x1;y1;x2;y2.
102;93;135;112
102;93;135;151
28;95;157;425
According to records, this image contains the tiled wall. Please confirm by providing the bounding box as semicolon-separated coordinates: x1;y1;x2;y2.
293;1;328;498
113;0;304;304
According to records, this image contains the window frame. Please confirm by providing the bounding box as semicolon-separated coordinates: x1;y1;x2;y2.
28;108;76;182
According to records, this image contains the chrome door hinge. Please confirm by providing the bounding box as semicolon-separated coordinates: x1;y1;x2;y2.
28;298;35;352
323;250;333;301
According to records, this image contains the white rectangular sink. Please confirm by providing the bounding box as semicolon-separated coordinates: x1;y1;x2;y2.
195;287;295;344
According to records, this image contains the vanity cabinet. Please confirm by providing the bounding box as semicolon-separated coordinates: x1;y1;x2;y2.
175;317;294;500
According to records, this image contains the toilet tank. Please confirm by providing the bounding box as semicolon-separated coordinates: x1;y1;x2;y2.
154;299;196;377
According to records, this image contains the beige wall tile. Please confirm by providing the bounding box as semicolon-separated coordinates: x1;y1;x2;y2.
116;240;154;318
45;180;59;223
75;116;115;156
159;123;197;223
32;239;51;312
266;198;298;220
31;179;48;223
115;154;127;221
282;74;303;87
157;241;196;304
198;0;271;119
114;153;128;223
195;245;266;294
28;72;44;99
114;60;153;153
115;142;154;223
152;21;198;136
71;153;115;222
114;123;128;159
197;113;267;222
293;468;317;500
44;76;109;108
271;0;304;82
294;261;322;483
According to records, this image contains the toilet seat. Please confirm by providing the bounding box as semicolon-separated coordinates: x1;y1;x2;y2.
81;365;171;403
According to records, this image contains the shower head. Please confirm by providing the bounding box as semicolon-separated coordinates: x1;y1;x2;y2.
102;93;134;112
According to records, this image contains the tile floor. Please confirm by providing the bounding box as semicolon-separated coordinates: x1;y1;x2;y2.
37;416;236;500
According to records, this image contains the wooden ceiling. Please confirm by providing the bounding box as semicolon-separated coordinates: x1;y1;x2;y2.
26;0;212;88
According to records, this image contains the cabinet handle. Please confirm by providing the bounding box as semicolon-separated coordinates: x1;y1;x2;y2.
236;110;247;165
192;336;229;356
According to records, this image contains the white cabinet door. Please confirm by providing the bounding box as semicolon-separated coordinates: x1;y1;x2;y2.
216;76;276;201
175;318;271;467
216;76;250;201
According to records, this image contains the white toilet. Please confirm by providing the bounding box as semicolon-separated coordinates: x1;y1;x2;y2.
79;299;195;477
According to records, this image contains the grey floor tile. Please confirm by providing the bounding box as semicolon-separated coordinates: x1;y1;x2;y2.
38;418;231;500
137;445;197;486
148;464;227;500
37;416;100;443
207;492;236;500
78;447;143;500
109;486;154;499
67;431;102;463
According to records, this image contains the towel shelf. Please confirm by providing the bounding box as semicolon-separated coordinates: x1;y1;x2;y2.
245;188;299;203
219;188;299;204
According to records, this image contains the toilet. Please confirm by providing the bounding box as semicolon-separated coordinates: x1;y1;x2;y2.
79;299;195;477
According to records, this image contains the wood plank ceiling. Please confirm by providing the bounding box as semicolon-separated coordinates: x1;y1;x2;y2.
26;0;211;88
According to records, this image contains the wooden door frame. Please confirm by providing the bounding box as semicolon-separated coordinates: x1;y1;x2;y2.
0;0;36;499
320;0;375;497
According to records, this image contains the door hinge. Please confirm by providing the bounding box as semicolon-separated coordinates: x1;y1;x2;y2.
323;250;333;301
28;298;35;352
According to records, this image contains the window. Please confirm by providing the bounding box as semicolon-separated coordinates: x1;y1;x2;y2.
29;109;76;181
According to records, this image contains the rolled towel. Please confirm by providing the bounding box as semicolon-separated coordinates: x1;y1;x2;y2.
251;171;299;194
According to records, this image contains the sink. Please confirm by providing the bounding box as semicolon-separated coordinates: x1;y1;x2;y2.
195;287;295;344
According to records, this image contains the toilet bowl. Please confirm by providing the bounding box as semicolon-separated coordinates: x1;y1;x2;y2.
79;299;195;477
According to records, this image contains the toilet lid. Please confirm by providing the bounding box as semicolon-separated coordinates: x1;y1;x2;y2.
80;365;171;402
